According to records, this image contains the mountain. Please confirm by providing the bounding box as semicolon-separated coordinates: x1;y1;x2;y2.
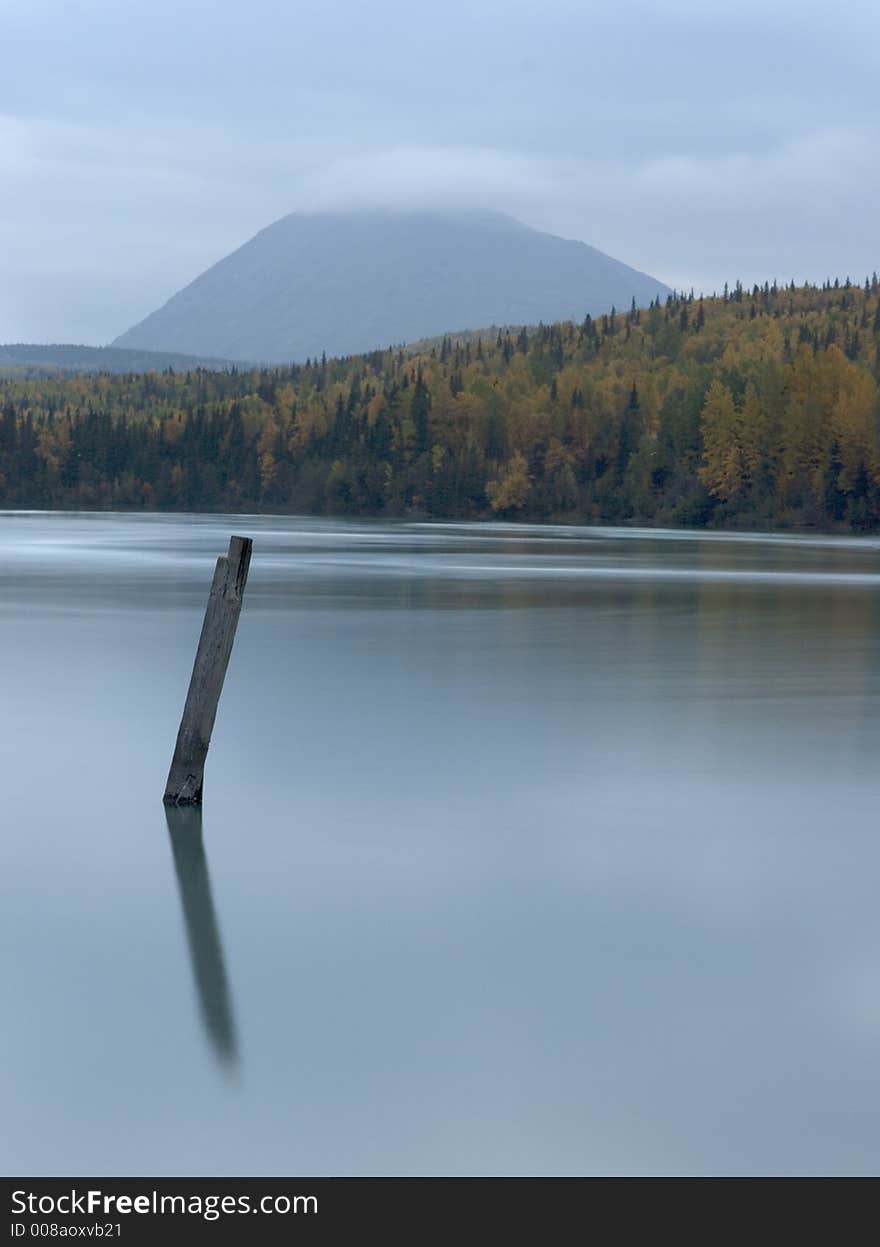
112;210;670;363
0;343;238;376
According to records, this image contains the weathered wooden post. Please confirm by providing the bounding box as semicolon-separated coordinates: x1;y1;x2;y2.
163;535;252;805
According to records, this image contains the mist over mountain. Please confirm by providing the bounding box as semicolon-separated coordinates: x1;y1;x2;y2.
113;211;670;363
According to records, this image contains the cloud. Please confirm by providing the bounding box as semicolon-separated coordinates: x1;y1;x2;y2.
293;147;559;214
287;128;880;294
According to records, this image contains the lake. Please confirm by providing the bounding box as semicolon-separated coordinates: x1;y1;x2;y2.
2;512;880;1176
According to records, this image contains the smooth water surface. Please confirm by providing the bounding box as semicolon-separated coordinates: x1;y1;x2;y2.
3;512;880;1175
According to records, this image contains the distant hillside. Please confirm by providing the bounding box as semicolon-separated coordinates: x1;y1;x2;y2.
0;343;238;376
112;210;670;363
4;278;880;532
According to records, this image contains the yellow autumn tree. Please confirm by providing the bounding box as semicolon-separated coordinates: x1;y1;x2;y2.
257;417;279;499
829;364;878;492
486;451;531;513
699;380;743;501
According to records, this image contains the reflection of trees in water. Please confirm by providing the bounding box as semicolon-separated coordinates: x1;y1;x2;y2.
165;806;239;1067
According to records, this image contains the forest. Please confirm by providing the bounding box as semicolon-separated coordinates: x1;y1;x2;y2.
2;277;880;530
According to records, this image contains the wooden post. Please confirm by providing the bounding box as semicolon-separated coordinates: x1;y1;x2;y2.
163;535;252;805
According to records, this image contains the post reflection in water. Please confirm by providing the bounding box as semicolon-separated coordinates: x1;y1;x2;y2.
164;806;239;1068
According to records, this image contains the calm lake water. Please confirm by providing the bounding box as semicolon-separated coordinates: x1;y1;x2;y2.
3;512;880;1176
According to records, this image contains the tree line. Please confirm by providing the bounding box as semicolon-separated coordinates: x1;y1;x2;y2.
2;276;880;530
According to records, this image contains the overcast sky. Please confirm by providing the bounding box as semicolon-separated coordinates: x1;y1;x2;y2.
2;0;878;344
